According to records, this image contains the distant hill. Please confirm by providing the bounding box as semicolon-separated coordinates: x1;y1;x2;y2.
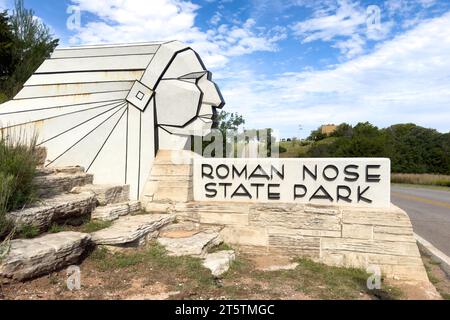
280;122;450;175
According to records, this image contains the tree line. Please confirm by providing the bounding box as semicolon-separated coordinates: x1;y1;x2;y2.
305;122;450;175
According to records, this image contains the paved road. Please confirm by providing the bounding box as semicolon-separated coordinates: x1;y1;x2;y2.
391;185;450;256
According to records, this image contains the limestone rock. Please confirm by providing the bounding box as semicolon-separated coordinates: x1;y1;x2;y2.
202;250;235;277
6;192;96;231
91;201;141;222
34;172;94;198
91;214;175;246
72;184;130;205
158;231;223;258
36;166;85;176
0;232;91;281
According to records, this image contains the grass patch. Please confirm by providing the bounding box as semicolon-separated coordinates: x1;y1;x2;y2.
0;130;39;239
392;173;450;187
279;140;311;158
16;224;39;239
78;220;112;233
88;243;216;292
48;219;112;234
222;256;402;300
422;254;450;300
208;242;233;253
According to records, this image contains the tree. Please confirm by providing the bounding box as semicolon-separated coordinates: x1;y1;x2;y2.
307;127;327;141
0;11;14;80
303;121;450;175
214;111;245;135
0;11;15;102
0;0;58;99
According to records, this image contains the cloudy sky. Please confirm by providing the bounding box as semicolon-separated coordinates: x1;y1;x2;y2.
1;0;449;138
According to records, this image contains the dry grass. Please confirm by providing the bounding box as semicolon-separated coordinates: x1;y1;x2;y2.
391;173;450;187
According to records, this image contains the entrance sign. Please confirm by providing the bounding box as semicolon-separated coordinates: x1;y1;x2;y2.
194;158;390;208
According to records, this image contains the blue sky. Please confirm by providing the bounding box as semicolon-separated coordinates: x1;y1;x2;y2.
1;0;450;138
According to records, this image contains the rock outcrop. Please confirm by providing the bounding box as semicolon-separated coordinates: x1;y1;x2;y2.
91;201;141;222
6;192;97;231
72;184;130;206
202;250;235;277
0;232;91;281
91;214;175;247
158;230;223;258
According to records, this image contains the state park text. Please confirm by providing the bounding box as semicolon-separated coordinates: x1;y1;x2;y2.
193;159;390;208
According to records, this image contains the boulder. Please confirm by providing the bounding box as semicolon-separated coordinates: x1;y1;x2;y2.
72;184;130;205
34;172;94;198
0;232;91;281
91;214;175;246
6;192;97;231
158;231;223;258
91;201;141;222
202;250;235;277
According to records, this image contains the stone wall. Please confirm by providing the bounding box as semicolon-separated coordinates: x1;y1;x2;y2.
163;201;427;282
143;150;429;282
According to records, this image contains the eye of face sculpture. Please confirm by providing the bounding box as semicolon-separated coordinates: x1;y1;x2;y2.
0;41;225;199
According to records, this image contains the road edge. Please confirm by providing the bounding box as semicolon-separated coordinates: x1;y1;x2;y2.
415;233;450;277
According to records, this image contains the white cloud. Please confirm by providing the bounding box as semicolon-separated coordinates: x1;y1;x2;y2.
222;11;450;137
0;0;10;10
68;0;285;69
291;0;392;59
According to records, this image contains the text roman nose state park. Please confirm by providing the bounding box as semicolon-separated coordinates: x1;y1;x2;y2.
194;158;390;208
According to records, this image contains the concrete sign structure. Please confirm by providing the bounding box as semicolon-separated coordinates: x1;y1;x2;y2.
0;41;224;200
194;158;390;208
0;41;430;284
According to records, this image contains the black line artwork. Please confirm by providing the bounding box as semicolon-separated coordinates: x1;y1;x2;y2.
37;101;127;146
87;107;128;172
45;104;128;167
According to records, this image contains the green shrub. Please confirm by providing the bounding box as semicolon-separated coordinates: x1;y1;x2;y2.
0;130;39;238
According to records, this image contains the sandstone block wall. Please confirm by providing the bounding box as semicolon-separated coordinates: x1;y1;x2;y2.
143;150;429;282
170;202;428;282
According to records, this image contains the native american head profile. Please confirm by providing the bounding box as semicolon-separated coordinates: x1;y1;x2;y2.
0;41;225;199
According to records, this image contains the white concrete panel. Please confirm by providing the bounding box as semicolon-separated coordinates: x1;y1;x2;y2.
51;44;160;59
87;110;128;186
24;71;144;86
0;100;125;130
199;104;214;117
126;106;142;199
0;91;127;115
16;82;134;99
163;50;205;79
140;41;189;89
138;101;156;199
56;42;164;50
158;128;190;151
36;55;153;73
44;105;127;169
198;74;223;107
194;158;391;208
161;117;212;136
155;80;201;126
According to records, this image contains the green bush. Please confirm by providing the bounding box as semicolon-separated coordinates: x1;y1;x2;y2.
0;131;39;238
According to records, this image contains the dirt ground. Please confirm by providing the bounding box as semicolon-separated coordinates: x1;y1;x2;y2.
0;242;446;300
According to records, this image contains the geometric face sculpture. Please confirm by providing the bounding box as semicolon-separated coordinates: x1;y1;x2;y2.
0;41;225;200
